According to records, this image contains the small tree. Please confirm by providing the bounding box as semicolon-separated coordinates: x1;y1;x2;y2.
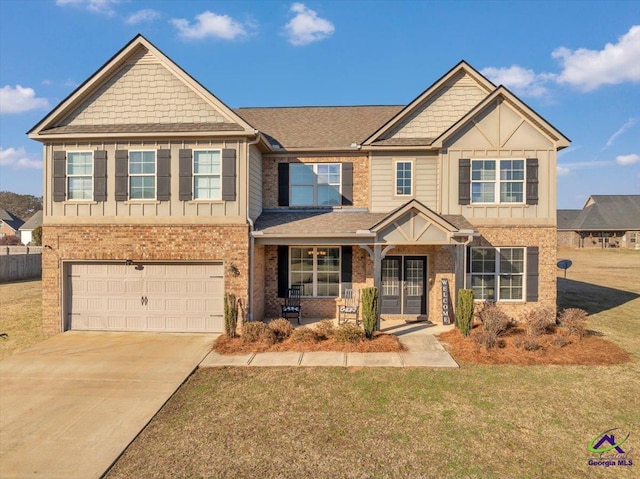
456;289;474;337
0;235;21;246
224;293;239;338
32;226;42;246
361;287;379;339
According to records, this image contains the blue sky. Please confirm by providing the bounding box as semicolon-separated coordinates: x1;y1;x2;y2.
1;0;638;209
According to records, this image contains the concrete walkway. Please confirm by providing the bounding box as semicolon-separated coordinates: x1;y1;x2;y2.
0;331;216;479
201;321;458;368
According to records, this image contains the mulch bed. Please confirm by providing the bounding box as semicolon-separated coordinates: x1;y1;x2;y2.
436;324;630;366
214;332;406;355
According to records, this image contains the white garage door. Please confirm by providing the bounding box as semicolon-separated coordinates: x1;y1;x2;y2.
67;263;224;332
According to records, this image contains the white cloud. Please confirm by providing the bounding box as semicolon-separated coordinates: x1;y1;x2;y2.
557;165;571;176
126;9;161;25
285;3;335;46
56;0;119;16
171;11;248;40
603;118;637;149
0;85;50;114
553;25;640;91
0;147;42;169
480;65;555;98
616;153;640;165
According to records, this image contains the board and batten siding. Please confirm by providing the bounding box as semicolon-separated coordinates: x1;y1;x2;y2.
248;144;263;221
370;153;438;213
44;139;248;223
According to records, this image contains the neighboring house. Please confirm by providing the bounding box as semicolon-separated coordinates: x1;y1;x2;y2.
0;208;24;239
558;195;640;249
19;210;43;245
28;35;569;335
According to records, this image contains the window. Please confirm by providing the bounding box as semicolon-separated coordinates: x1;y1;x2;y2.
290;247;340;297
67;152;93;200
469;247;525;301
290;163;341;206
630;233;637;244
193;150;221;200
129;151;156;200
471;159;524;203
395;161;413;196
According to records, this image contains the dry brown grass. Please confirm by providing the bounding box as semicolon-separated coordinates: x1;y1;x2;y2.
0;279;48;360
214;331;405;354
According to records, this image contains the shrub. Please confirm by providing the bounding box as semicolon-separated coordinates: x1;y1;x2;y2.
474;331;498;349
551;336;571;348
314;320;335;340
557;308;588;339
456;289;474;337
0;235;21;246
242;321;277;345
476;302;511;349
522;307;554;336
514;337;541;351
224;293;238;338
361;287;379;339
268;318;293;341
334;323;365;343
32;226;42;246
290;327;321;343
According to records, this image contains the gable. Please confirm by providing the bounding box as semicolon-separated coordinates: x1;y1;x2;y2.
59;47;228;128
377;210;450;244
383;71;487;141
442;98;554;149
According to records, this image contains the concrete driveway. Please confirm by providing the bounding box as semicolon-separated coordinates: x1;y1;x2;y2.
0;331;216;479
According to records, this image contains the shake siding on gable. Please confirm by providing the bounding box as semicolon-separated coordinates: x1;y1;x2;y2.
370;154;438;213
44;139;248;223
248;145;263;221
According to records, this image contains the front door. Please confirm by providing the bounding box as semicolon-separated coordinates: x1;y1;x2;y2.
380;256;427;315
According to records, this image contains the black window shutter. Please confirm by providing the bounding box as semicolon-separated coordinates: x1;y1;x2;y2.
156;149;171;201
179;149;193;201
221;149;236;201
526;158;539;205
278;163;289;207
115;150;129;201
341;162;353;206
341;245;353;280
459;159;471;205
93;150;107;202
526;247;539;301
53;151;66;202
277;245;289;298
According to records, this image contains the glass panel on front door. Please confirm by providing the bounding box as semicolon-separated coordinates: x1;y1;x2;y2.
380;256;426;315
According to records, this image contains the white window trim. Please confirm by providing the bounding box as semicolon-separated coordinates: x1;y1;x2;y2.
128;150;157;201
289;163;342;207
193;149;222;201
289;246;341;298
66;150;94;201
471;158;525;205
394;159;414;197
468;246;526;302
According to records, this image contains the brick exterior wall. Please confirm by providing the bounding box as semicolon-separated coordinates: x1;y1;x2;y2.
42;224;249;334
262;155;369;209
557;230;580;248
469;226;557;318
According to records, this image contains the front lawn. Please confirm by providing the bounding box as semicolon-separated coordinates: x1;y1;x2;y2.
106;249;640;479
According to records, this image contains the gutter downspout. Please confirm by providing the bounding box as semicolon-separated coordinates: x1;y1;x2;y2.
246;130;261;321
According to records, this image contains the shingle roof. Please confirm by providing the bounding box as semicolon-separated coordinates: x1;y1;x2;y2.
0;208;25;232
255;210;474;236
40;122;244;135
19;210;43;231
565;195;640;231
557;209;581;230
235;105;403;149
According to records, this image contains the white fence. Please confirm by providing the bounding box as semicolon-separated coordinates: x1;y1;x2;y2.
0;246;42;282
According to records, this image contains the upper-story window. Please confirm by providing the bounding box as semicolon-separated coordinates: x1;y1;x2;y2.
471;159;524;204
193;150;221;200
290;163;341;206
395;160;413;196
129;151;156;200
67;151;93;200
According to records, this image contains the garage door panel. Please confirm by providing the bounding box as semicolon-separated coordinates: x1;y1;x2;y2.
68;263;224;332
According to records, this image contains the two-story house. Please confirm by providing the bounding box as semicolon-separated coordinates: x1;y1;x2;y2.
29;35;569;335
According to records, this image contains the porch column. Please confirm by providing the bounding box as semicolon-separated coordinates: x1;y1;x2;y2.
372;243;382;331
